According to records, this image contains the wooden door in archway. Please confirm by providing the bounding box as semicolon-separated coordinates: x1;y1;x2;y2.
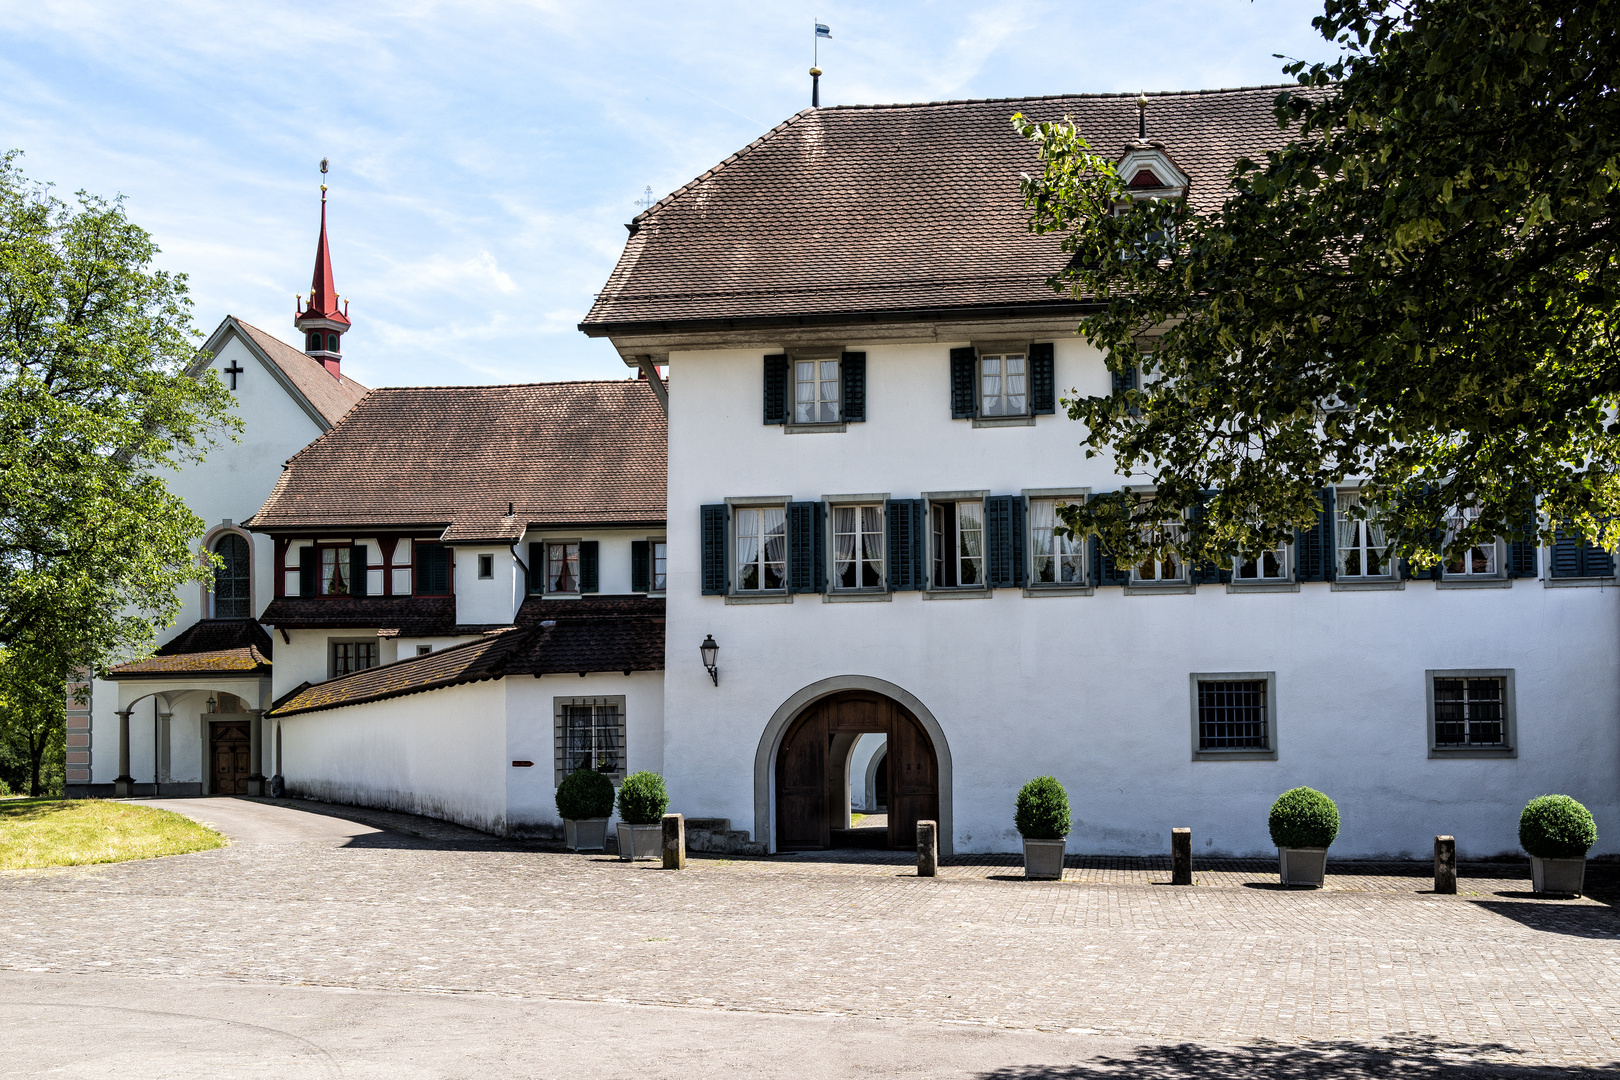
776;691;938;851
209;720;250;795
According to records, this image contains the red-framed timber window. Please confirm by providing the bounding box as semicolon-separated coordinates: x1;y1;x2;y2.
413;541;453;596
294;542;372;598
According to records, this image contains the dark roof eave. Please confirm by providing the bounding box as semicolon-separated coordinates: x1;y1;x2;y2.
248;519;669;536
579;298;1103;338
105;668;272;681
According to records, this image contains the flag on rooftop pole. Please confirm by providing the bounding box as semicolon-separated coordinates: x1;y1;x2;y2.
815;22;830;37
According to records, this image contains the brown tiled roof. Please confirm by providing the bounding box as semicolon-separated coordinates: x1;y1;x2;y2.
247;380;666;531
581;87;1307;331
234;319;369;426
106;620;273;680
269;600;664;717
258;596;504;638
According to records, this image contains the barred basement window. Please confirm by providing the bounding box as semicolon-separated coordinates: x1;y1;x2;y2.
553;696;627;785
1428;670;1516;757
1190;672;1277;760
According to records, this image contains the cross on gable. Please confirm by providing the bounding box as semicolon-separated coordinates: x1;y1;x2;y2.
223;359;244;390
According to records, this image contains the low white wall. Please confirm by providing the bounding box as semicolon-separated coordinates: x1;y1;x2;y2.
278;679;509;834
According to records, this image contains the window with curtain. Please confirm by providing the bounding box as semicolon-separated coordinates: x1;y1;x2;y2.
1337;492;1392;577
1234;544;1289;581
1028;499;1085;585
735;506;786;591
980;353;1027;416
1131;519;1186;583
553;697;627;783
651;541;668;592
833;505;885;589
930;500;984;587
319;546;351;595
1443;506;1499;577
212;533;251;617
546;542;580;593
795;358;840;423
330;640;378;676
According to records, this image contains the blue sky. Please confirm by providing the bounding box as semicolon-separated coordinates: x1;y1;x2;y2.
1;1;1335;388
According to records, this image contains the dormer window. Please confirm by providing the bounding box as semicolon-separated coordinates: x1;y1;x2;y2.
1128;169;1163;189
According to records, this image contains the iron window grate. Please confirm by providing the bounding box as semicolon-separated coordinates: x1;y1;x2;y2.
1433;677;1505;747
1198;680;1268;750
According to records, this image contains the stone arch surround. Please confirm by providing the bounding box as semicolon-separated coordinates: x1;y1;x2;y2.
752;675;953;856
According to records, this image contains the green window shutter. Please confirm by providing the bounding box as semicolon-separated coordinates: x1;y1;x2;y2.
763;354;788;424
884;498;924;591
1294;488;1336;582
1188;493;1229;584
949;347;977;419
1506;504;1538;578
350;543;368;597
1088;533;1127;586
417;544;450;596
841;353;866;422
701;504;729;595
1584;536;1615;577
1029;343;1055;415
579;541;599;593
1550;527;1582;578
298;546;317;597
631;540;650;593
984;495;1025;588
787;501;825;593
528;541;544;593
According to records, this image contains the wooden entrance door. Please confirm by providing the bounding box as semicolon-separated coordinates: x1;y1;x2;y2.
776;691;938;851
209;720;250;795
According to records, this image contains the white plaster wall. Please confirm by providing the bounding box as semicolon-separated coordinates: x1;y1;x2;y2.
521;528;664;599
663;339;1620;858
503;671;666;836
89;329;331;785
278;679;510;834
454;546;520;624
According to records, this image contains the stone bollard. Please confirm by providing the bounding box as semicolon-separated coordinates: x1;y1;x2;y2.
1434;834;1456;894
917;820;938;877
662;813;686;870
1171;827;1193;885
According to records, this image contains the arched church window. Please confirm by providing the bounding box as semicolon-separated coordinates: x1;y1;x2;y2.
308;333;322;351
327;333;340;352
212;533;251;618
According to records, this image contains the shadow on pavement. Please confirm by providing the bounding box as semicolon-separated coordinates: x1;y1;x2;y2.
977;1037;1620;1078
1471;899;1620;939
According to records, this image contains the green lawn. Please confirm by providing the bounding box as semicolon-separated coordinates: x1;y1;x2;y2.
0;798;226;870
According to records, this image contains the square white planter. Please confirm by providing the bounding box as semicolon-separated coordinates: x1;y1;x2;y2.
564;818;609;852
618;822;663;861
1531;856;1585;896
1022;837;1067;881
1279;847;1328;887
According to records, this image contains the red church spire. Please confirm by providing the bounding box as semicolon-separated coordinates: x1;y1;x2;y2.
295;158;351;380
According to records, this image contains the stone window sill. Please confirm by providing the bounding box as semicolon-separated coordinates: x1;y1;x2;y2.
1023;585;1095;598
725;592;793;605
784;422;846;434
1193;749;1278;762
824;590;892;603
1544;576;1616;588
1124;583;1195;596
1226;581;1299;594
972;415;1035;429
1436;577;1511;590
1331;579;1403;592
923;588;993;600
1429;746;1517;759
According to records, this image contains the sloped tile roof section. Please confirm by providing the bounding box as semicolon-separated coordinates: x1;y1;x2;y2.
248;380;666;531
106;620;274;679
256;596;500;638
582;87;1304;331
439;513;529;544
233;319;369;426
270;599;664;717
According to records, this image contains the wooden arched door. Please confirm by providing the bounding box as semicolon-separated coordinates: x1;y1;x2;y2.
776;690;939;851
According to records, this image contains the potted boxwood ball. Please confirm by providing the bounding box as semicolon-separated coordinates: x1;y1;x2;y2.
1269;786;1338;887
1015;776;1071;880
555;768;616;852
1520;794;1597;896
616;771;669;861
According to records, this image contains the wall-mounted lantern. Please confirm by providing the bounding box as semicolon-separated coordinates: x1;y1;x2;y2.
700;634;719;686
206;695;217;713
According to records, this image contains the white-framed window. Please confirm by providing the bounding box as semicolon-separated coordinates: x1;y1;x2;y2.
1336;491;1394;578
795;358;840;424
546;542;580;593
832;504;885;590
330;639;379;677
1443;506;1500;577
735;505;787;591
1131;518;1187;583
477;553;494;579
930;499;985;588
211;532;251;618
553;696;627;784
651;540;668;592
1189;671;1277;761
1427;669;1516;757
416;645;433;656
979;353;1027;417
1234;544;1290;581
1028;499;1086;585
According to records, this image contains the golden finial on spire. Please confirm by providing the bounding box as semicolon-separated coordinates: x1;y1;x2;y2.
320;157;328;198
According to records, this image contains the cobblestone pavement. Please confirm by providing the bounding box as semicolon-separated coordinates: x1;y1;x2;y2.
3;798;1619;1074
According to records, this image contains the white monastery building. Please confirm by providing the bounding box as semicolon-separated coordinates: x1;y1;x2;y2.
78;86;1620;861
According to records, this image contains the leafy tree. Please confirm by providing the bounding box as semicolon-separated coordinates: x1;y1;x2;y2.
0;647;66;796
1015;0;1620;569
0;152;236;686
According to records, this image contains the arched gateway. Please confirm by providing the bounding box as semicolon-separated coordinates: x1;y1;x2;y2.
755;676;951;854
